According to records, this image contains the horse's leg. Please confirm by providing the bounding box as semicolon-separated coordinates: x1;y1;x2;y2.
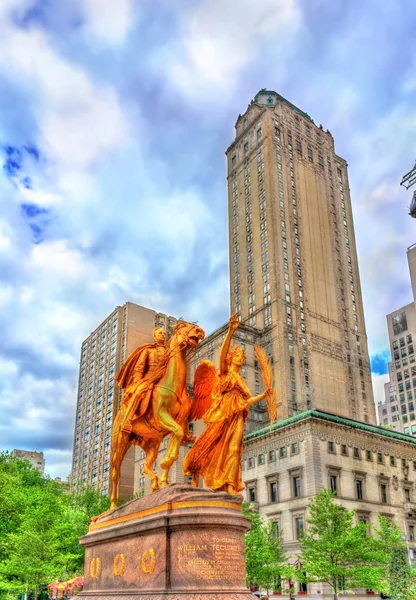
142;439;160;492
191;472;200;488
110;431;131;509
157;409;184;486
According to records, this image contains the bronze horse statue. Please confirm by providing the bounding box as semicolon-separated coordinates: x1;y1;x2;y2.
109;320;205;508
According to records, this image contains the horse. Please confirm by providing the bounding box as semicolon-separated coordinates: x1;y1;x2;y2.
109;321;205;509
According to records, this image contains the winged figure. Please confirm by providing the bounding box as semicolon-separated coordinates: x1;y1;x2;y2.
183;313;271;494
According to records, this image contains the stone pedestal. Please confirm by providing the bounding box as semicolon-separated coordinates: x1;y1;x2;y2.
78;483;252;600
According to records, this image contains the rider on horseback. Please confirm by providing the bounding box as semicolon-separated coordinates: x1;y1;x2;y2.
115;327;167;435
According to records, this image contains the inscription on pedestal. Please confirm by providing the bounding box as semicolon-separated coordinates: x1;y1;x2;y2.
173;531;245;589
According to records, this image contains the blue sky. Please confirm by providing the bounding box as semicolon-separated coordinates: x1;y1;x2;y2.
1;0;415;478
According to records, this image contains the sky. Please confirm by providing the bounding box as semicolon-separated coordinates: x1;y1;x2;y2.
0;0;416;479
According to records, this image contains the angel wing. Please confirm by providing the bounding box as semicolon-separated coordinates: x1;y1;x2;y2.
189;360;219;422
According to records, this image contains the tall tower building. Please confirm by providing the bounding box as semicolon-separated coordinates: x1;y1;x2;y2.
378;244;416;434
226;89;375;424
70;302;176;500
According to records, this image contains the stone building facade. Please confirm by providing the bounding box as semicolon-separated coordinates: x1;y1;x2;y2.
243;409;416;598
11;449;45;476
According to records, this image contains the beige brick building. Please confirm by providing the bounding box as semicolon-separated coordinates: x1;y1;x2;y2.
243;410;416;598
227;90;374;424
378;244;416;435
70;302;176;501
11;449;45;476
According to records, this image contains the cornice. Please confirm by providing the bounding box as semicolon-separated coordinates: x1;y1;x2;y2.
243;413;416;461
244;409;416;447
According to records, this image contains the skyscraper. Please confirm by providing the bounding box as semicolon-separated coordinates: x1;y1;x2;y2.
378;244;416;434
226;89;375;424
70;302;176;500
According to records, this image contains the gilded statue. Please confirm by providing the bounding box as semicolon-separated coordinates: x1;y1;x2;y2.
183;314;274;494
116;327;167;435
110;321;205;508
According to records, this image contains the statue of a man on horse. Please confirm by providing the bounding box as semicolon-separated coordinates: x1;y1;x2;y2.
109;320;205;508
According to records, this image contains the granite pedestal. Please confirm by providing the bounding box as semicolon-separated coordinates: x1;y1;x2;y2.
78;483;252;600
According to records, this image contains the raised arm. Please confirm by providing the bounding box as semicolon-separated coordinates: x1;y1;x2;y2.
220;313;240;375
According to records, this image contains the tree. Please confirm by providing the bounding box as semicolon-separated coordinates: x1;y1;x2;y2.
298;489;376;599
57;487;111;574
389;546;416;600
371;515;407;594
0;452;111;597
0;487;70;598
243;504;292;594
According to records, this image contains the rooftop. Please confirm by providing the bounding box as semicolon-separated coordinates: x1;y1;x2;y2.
254;89;314;123
244;408;416;446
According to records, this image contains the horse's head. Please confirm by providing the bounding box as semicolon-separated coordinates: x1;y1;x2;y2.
170;321;205;350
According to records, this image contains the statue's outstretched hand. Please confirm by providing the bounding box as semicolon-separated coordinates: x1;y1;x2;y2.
229;312;240;332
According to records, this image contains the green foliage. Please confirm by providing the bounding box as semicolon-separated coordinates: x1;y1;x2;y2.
0;453;110;598
297;489;376;595
389;546;416;600
370;515;407;593
243;503;293;593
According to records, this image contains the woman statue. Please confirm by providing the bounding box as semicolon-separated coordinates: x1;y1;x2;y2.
183;313;272;494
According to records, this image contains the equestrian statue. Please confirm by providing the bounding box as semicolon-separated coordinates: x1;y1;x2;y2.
109;320;205;509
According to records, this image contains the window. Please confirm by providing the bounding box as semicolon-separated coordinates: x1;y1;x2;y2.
377;453;384;464
269;481;278;503
295;517;304;539
330;474;338;494
258;454;265;465
248;457;255;468
390;456;396;467
248;487;256;502
356;478;364;500
299;581;308;593
280;446;287;458
269;449;276;462
291;442;299;455
380;483;388;504
272;521;280;538
392;312;408;336
341;444;348;456
366;450;372;461
353;447;361;459
293;475;302;498
405;488;411;502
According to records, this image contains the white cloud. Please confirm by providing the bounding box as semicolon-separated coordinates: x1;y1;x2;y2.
30;240;90;278
0;5;129;207
0;220;13;252
326;87;359;129
43;449;73;480
168;0;301;99
81;0;136;47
